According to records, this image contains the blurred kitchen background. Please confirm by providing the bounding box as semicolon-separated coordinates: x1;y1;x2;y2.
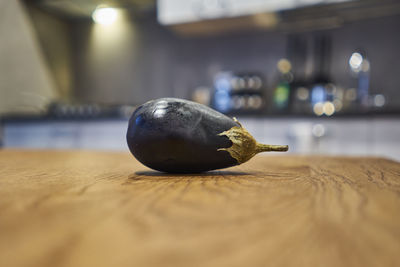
1;0;399;160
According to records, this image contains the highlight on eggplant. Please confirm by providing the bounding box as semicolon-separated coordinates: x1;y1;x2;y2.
126;98;288;173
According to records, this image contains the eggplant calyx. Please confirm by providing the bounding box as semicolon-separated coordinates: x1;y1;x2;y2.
217;118;289;164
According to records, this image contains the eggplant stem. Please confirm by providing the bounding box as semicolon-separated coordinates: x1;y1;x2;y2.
255;143;289;153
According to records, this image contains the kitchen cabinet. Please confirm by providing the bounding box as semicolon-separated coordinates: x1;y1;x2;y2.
158;0;353;25
2;117;400;161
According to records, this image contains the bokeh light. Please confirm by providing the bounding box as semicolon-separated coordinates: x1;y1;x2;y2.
313;102;324;116
349;52;363;71
323;101;335;116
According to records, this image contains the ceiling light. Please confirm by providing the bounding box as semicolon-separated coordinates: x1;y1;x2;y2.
92;7;118;26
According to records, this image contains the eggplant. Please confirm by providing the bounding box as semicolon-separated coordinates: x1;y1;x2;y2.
126;98;288;173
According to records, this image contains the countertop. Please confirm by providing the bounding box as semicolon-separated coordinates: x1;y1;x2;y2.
0;150;399;267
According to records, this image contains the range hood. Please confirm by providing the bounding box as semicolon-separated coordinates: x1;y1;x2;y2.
157;0;353;25
157;0;400;35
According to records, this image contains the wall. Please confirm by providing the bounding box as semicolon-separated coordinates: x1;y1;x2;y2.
25;4;73;101
71;12;287;105
0;0;57;115
70;12;400;108
329;15;400;106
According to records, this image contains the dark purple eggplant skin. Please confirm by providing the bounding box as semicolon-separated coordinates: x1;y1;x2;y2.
126;98;239;173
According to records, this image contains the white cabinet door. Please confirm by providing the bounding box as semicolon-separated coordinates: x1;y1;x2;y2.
3;118;399;161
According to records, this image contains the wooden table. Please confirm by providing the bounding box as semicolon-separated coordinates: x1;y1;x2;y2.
0;150;399;267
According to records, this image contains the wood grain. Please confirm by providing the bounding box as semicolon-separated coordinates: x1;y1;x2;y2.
0;149;399;267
